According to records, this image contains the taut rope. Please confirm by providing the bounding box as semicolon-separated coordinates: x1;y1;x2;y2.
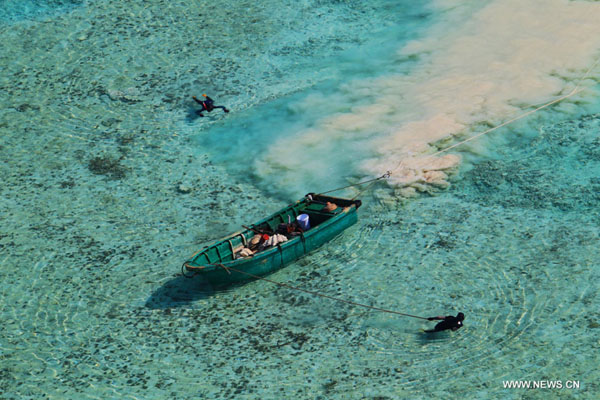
317;171;391;197
185;263;430;320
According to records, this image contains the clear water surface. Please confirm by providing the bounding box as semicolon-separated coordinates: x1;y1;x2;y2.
1;0;599;399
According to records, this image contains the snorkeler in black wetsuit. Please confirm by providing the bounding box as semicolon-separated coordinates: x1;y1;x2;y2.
425;312;465;333
192;94;229;117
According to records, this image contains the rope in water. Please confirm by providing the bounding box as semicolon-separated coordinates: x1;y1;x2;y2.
388;58;600;174
185;263;430;320
389;88;587;174
317;171;391;196
350;171;392;201
322;58;600;195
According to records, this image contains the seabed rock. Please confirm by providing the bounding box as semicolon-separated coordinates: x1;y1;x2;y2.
176;184;192;194
107;87;142;103
88;155;126;179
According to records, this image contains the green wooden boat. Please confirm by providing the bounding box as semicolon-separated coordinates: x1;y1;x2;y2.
182;193;362;285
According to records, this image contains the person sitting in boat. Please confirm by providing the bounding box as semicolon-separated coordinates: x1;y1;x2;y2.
236;233;273;258
192;94;229;117
248;233;270;251
424;312;465;333
322;202;338;212
259;234;287;251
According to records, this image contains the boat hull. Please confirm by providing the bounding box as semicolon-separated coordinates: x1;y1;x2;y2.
183;194;360;285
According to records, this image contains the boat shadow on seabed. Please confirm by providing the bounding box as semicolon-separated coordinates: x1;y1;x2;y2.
144;275;219;309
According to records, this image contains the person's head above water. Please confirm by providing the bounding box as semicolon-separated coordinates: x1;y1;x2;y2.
457;312;465;321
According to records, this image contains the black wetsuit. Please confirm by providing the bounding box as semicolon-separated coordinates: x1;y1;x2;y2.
425;313;464;333
193;96;229;116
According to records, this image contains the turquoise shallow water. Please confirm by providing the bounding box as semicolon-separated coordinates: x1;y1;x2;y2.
1;0;600;399
0;0;83;23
